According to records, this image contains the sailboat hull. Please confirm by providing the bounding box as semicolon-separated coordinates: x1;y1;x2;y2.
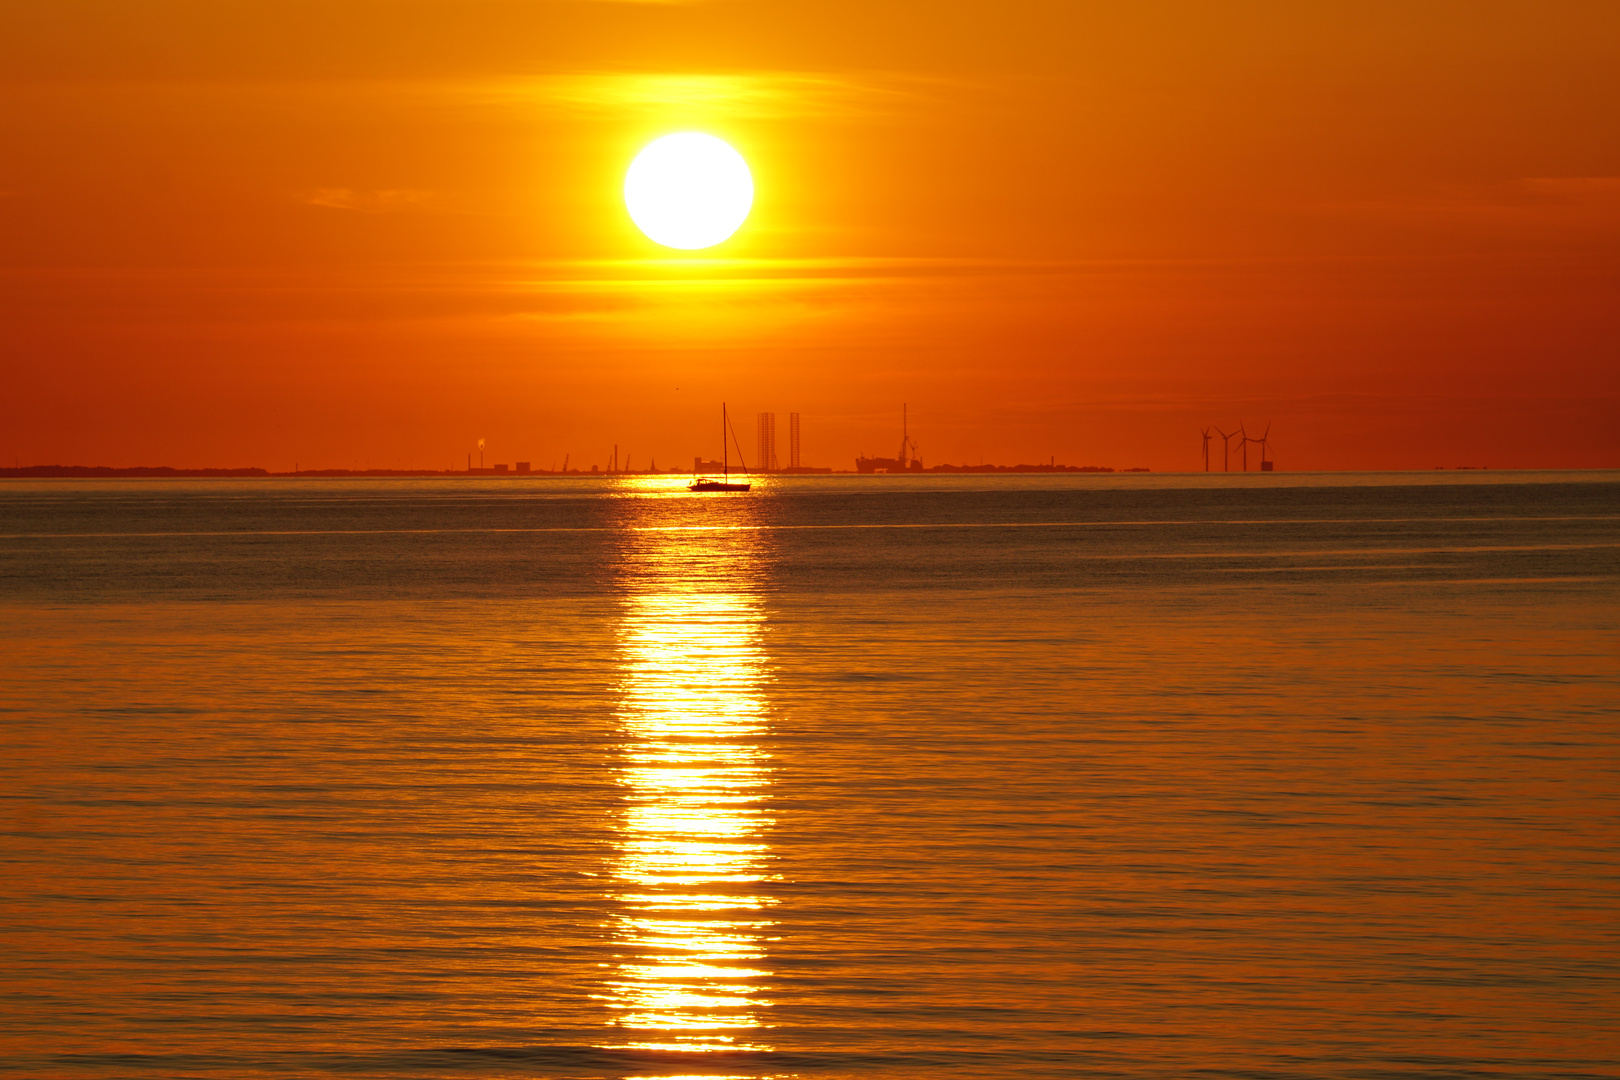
691;402;752;491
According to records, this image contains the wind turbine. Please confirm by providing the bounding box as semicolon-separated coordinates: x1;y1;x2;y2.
1251;423;1272;471
1239;423;1250;471
1200;427;1212;472
1215;427;1237;471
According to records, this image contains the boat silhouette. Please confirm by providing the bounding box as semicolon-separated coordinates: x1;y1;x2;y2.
690;402;752;492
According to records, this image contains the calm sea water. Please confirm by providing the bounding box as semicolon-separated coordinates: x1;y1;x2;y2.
1;473;1616;1079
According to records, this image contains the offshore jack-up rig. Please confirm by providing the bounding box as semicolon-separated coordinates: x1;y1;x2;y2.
855;404;924;473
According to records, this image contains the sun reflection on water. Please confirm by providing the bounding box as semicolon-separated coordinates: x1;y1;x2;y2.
602;521;775;1054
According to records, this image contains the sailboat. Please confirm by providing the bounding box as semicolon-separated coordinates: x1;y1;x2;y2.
690;402;752;492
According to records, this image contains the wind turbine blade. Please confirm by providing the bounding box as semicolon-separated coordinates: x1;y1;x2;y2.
1262;422;1271;439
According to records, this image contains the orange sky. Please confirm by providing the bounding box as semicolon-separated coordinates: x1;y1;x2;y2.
2;0;1617;472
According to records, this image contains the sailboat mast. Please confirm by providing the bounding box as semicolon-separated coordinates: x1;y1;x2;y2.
723;402;728;479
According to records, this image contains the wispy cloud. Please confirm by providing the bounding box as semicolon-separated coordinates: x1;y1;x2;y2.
1519;177;1620;198
474;71;944;121
302;188;436;212
1315;177;1620;234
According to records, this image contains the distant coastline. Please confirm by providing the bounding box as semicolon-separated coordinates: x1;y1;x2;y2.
1;463;1151;478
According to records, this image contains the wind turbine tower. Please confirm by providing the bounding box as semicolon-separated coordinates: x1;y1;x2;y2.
1200;427;1212;472
1215;427;1236;471
1254;423;1273;472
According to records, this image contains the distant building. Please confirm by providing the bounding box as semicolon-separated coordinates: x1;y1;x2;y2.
494;463;509;474
516;461;531;474
693;457;726;474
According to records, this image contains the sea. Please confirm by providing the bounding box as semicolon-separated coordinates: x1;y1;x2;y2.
0;472;1615;1080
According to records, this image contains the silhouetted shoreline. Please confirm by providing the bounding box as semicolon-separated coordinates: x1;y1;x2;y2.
1;464;1151;478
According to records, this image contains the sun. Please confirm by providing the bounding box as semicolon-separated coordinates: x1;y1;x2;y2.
624;133;754;250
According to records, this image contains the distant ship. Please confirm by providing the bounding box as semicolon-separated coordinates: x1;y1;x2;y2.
855;404;924;474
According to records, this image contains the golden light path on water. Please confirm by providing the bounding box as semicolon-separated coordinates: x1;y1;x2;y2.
602;505;776;1057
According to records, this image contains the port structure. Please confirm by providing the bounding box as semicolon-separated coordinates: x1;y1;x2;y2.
856;403;923;473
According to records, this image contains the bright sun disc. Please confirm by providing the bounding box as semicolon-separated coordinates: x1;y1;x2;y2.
624;133;753;250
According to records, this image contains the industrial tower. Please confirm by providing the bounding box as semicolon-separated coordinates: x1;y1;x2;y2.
756;413;778;473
